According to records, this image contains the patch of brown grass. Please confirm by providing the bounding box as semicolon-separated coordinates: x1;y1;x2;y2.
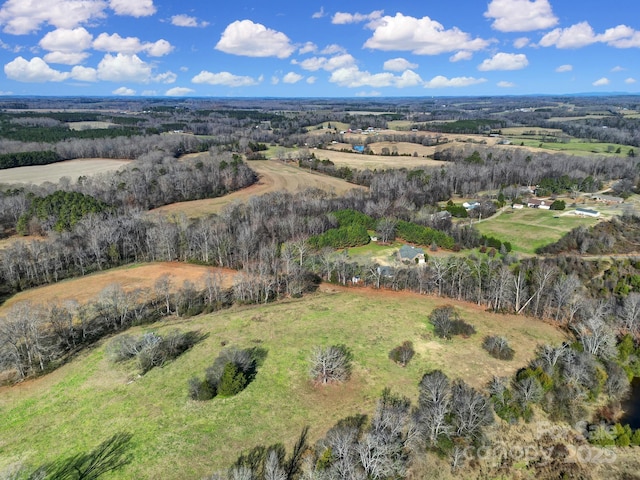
151;159;365;218
0;262;236;312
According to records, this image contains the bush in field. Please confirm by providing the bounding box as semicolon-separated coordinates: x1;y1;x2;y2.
482;335;515;360
217;363;248;397
309;344;353;384
189;346;266;400
429;306;476;340
108;330;203;374
389;341;415;366
188;377;213;401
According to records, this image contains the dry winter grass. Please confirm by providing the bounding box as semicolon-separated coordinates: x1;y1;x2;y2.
0;158;130;185
152;158;365;218
0;262;236;313
0;285;565;479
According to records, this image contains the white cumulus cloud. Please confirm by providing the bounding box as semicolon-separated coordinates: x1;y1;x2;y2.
192;70;261;87
555;64;573;72
39;27;92;53
497;81;515;87
298;42;317;54
153;71;176;84
96;53;152;82
424;75;487;88
329;66;422;88
485;0;558;32
332;10;383;25
625;78;637;84
593;77;610;86
539;22;598;49
363;13;491;55
165;87;194;96
513;37;530;49
215;20;295;58
320;44;345;55
283;72;303;84
306;76;316;84
70;65;97;81
449;51;472;62
383;57;418;72
478;52;528;71
4;56;68;82
93;33;173;56
171;14;208;28
44;52;90;65
540;22;640;49
40;27;93;65
113;86;136;95
0;0;107;35
311;7;326;19
293;53;355;72
109;0;155;17
145;39;173;56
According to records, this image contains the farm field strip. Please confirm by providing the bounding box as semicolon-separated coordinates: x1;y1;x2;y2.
152;159;365;218
0;158;130;185
0;262;236;312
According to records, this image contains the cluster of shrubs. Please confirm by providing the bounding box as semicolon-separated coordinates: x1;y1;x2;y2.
482;335;515;360
480;235;512;253
108;330;202;374
389;341;415;367
189;346;266;400
429;305;476;340
588;422;640;447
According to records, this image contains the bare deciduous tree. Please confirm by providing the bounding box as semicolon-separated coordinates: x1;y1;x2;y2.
309;345;352;385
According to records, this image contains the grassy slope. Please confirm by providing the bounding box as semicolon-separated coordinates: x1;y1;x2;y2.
0;288;565;479
476;207;601;254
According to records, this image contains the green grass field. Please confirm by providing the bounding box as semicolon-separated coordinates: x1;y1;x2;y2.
0;288;565;479
476;207;601;254
509;138;634;156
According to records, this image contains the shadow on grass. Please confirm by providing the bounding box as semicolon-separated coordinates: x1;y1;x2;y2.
33;432;133;480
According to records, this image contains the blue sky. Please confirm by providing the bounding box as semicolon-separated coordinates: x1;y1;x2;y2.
0;0;639;97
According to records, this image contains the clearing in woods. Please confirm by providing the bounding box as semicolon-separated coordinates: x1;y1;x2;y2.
0;158;130;185
0;262;237;313
152;158;365;218
0;285;565;479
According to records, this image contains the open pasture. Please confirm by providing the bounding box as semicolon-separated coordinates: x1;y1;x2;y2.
0;262;236;312
152;159;365;218
476;206;601;254
317;146;444;170
67;121;115;130
0;158;130;185
0;287;565;478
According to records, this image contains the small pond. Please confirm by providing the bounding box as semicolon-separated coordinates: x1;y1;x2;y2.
620;377;640;429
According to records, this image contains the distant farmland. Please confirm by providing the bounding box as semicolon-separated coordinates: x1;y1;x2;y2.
0;262;236;313
0;158;130;185
152;158;365;218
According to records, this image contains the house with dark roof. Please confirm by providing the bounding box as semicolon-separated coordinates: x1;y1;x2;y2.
592;194;624;204
398;245;425;264
575;208;600;217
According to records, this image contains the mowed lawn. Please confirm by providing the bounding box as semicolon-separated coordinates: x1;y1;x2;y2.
0;287;565;479
476;207;601;254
